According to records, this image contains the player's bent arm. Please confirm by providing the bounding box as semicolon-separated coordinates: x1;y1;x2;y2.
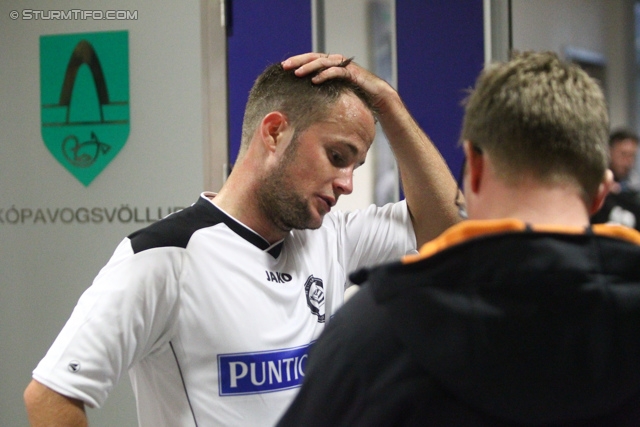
24;379;88;427
374;88;460;246
341;73;459;246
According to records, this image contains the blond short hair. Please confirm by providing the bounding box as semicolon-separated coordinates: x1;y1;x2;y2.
462;51;609;202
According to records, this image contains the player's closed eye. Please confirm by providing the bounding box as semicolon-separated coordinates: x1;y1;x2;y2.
329;150;348;167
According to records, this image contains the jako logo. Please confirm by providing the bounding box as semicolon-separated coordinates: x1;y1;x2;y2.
217;344;311;396
265;270;292;283
40;31;130;186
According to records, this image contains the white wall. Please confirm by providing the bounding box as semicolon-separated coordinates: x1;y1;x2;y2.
512;0;607;54
511;0;636;130
603;0;636;131
0;1;219;425
324;0;379;211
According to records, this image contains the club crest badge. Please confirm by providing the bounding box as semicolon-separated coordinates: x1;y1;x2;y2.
304;275;326;323
40;31;129;186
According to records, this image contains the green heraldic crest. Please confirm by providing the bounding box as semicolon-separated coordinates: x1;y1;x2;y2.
40;31;130;186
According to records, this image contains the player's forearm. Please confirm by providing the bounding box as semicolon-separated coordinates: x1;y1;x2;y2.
377;90;460;246
24;380;88;427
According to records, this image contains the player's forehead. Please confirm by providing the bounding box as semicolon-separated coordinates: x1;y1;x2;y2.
306;95;375;151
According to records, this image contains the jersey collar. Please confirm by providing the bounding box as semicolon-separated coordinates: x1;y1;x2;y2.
199;193;284;258
402;218;640;265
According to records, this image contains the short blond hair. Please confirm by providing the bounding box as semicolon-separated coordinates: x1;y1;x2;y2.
462;51;609;202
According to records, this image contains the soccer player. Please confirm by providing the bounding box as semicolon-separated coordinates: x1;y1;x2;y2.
23;53;459;426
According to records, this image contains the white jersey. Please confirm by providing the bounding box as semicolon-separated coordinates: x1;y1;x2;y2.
32;192;416;426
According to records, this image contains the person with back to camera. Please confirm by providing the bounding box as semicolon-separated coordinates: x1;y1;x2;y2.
591;129;640;230
22;52;460;426
276;51;640;427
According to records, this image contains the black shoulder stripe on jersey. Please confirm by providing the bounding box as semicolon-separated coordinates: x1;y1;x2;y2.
128;196;284;257
128;197;219;253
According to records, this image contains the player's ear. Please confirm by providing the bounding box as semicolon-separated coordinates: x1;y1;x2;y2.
590;169;615;215
259;112;289;153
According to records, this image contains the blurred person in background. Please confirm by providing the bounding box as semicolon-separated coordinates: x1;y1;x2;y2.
591;129;640;230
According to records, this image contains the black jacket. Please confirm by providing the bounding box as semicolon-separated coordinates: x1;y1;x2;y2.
277;220;640;426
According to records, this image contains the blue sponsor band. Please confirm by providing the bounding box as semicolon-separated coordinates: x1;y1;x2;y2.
218;343;311;395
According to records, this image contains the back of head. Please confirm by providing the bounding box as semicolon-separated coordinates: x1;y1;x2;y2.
462;51;609;202
239;61;375;158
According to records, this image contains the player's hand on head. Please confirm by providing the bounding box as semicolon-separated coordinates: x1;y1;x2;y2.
282;53;351;79
281;52;393;110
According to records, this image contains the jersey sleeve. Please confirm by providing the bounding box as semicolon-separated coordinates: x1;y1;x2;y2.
328;200;417;278
31;238;183;408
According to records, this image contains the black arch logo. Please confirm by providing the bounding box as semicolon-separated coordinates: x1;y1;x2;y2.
59;40;110;124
